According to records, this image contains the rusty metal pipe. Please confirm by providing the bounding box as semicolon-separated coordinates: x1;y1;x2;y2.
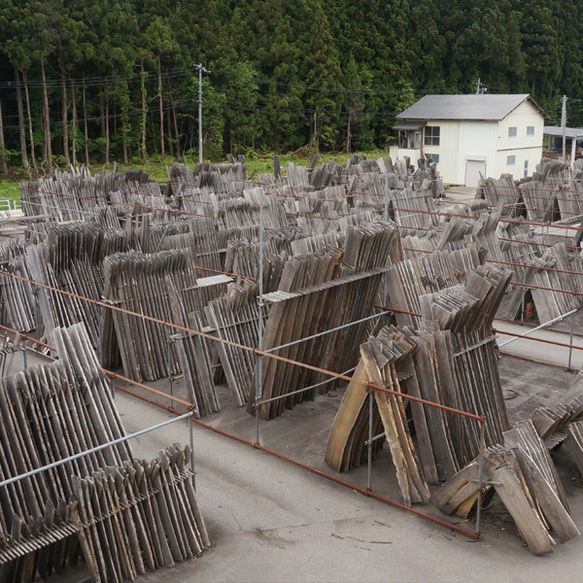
191;416;480;539
0;269;485;421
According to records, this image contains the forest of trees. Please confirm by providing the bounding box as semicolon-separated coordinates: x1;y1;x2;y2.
0;0;583;175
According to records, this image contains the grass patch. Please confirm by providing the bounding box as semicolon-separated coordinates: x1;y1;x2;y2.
0;182;21;203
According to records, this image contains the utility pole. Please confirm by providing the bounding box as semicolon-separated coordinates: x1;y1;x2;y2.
561;95;567;162
194;63;211;164
475;78;487;95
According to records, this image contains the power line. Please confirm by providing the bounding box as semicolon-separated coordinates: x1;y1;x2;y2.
0;65;492;99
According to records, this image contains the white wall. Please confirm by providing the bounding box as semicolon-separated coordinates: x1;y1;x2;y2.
422;120;459;184
458;121;498;184
393;99;545;185
421;119;498;185
496;100;544;179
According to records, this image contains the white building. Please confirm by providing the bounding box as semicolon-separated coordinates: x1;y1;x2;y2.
392;94;549;187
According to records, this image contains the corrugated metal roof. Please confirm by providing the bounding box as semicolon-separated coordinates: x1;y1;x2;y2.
543;126;583;139
397;94;548;121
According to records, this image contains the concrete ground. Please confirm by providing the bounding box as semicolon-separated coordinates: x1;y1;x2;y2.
98;354;582;583
28;344;583;583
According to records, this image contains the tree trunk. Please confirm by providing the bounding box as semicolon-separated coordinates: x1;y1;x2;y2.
39;59;52;172
71;86;77;166
346;108;353;153
99;92;105;135
140;59;148;164
14;67;29;171
82;83;89;166
312;111;319;152
158;58;165;160
23;71;38;177
0;93;8;174
172;101;180;159
61;74;70;165
122;112;128;165
167;104;174;158
105;91;110;165
120;80;129;165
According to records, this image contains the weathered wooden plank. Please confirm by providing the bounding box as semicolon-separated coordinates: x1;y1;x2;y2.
491;464;555;556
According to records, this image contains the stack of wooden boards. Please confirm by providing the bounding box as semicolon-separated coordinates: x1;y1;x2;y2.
255;220;403;419
20;167;163;223
477;159;581;224
325;326;430;506
0;323;208;581
0;243;37;333
432;371;583;555
102;249;230;384
326;263;512;497
204;280;263;407
433;419;579;555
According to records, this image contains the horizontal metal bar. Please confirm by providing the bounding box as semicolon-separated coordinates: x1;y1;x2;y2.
497;308;578;347
256;366;357;406
0;412;192;489
265;311;389;354
365;432;386;445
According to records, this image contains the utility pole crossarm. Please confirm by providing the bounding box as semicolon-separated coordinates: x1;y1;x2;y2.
194;63;211;164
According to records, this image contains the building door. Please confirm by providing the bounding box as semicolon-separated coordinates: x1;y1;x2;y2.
465;159;486;188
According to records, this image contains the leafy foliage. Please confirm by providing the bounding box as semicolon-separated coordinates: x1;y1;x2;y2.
0;0;581;170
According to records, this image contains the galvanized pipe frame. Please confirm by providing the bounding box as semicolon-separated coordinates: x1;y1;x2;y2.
244;182;485;537
0;326;483;541
0;411;195;491
256;365;358;406
0;271;492;538
497;308;578;348
18;176;498;537
0;268;485;421
189;412;483;540
264;311;390;354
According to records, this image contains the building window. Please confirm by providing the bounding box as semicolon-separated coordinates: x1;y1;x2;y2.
526;126;535;136
425;153;439;164
524;159;529;177
508;127;517;138
507;155;516;166
424;126;440;146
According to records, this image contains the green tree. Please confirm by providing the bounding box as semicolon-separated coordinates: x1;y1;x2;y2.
407;0;447;90
221;60;262;154
520;0;560;99
299;0;344;150
451;1;526;92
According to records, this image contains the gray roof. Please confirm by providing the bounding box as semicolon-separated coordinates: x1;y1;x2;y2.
397;94;548;122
